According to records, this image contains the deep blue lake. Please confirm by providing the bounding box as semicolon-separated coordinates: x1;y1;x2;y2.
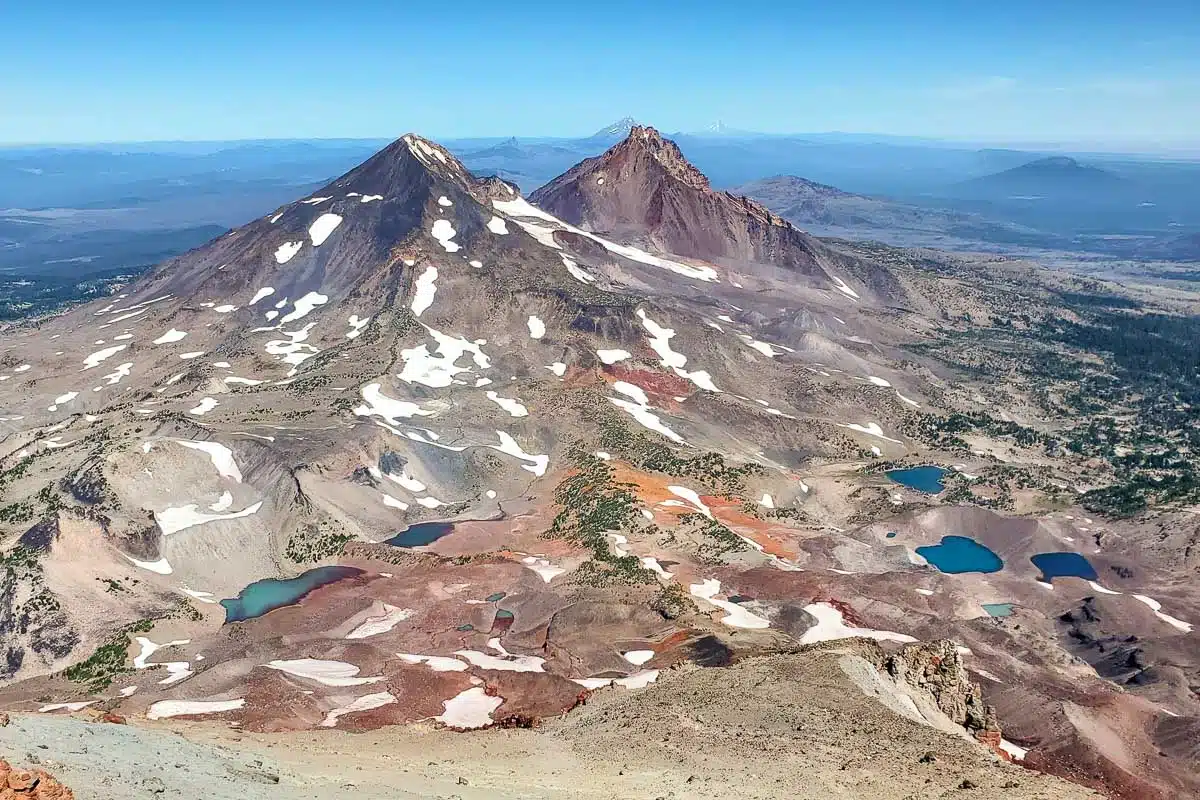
887;466;950;494
1031;552;1097;583
384;521;454;548
220;565;364;623
916;535;1004;574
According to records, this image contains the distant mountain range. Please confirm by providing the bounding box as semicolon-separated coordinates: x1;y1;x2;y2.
735;174;1072;252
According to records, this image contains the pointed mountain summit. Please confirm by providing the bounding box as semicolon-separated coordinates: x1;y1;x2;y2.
136;133;515;303
529;126;838;280
591;116;639;138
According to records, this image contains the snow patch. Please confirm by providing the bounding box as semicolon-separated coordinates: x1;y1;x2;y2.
280;291;328;325
798;602;916;645
493;196;719;282
622;650;655;666
346;314;370;339
147;699;244;720
345;605;414;639
156;500;263;535
354;383;435;425
430;219;460;252
153;329;188;344
689;578;770;629
830;275;860;299
82;344;127;370
398;326;491;388
1132;594;1193;633
275;241;303;264
264;659;383;687
597;349;631;364
174;439;242;482
485;391;529;417
411;266;438;316
489;430;549;476
188;397;218;416
437;687;502;729
321;692;396;728
249;287;275;306
309;213;343;246
527;315;546;339
637;309;720;392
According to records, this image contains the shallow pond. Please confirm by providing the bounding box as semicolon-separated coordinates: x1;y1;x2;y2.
220;565;364;623
886;466;950;494
981;602;1014;618
916;535;1004;574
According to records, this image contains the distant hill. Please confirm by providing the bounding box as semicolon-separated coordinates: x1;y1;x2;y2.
463;137;522;160
951;156;1126;200
735;174;1066;251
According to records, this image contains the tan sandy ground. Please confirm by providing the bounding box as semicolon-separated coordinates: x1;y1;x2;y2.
172;649;1098;800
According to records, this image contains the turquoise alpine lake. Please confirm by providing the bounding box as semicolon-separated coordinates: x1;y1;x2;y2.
981;602;1014;618
220;566;364;623
384;521;454;548
916;536;1004;574
886;466;950;493
1031;552;1097;583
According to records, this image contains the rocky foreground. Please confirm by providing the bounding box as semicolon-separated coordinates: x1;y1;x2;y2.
2;645;1096;800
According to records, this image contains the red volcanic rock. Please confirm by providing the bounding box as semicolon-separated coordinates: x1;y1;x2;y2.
0;760;74;799
485;671;589;723
604;366;692;400
100;712;126;725
240;670;329;733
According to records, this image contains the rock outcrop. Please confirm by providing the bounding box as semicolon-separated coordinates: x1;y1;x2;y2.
875;640;1000;740
0;760;74;799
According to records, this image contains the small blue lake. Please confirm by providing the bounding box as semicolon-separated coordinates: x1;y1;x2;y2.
916;536;1004;574
1031;552;1097;583
384;521;454;548
220;565;364;623
887;466;950;494
981;602;1014;618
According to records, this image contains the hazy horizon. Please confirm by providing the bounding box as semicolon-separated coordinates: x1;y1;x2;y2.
3;0;1198;150
3;126;1199;159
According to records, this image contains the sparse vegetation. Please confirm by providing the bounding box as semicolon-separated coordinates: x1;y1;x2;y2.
285;520;354;563
909;289;1200;518
545;447;656;585
61;619;154;692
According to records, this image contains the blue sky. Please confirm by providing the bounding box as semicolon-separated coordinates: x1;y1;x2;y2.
2;0;1198;147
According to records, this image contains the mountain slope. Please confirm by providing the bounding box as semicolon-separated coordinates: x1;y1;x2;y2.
529;126;874;287
0;129;1196;800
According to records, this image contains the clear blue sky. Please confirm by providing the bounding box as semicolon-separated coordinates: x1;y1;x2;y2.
2;0;1198;147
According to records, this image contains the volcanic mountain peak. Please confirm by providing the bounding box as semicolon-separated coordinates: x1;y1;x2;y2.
529;127;849;282
614;125;712;191
591;116;640;138
327;133;477;196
